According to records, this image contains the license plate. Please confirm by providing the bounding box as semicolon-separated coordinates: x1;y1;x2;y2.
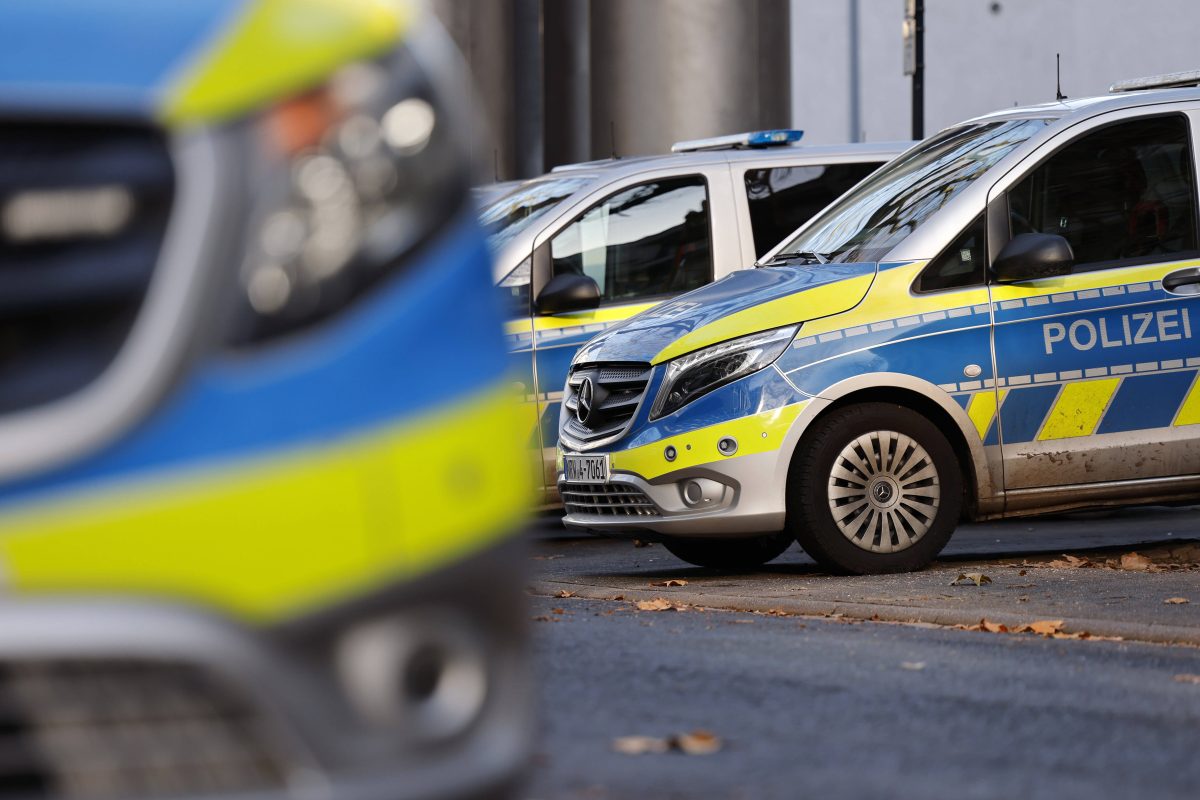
564;454;609;483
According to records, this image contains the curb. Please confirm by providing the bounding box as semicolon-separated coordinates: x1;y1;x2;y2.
528;579;1200;647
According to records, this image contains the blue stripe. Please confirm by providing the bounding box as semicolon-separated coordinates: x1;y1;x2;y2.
1096;371;1197;434
0;210;505;506
998;385;1061;443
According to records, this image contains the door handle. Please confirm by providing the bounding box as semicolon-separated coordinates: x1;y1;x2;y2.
1163;267;1200;296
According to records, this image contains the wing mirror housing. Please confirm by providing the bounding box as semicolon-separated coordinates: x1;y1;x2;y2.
535;273;600;314
992;233;1074;283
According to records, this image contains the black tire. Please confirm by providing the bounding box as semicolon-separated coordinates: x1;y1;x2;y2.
788;402;963;574
662;532;793;570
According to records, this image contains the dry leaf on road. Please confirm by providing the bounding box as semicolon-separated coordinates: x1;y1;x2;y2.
674;730;722;755
1048;554;1095;569
613;731;722;756
900;661;926;671
650;579;689;587
555;589;577;598
950;573;992;586
963;618;1008;633
1173;674;1200;685
1017;619;1065;636
1119;552;1154;571
1164;597;1190;605
635;597;684;612
612;736;670;755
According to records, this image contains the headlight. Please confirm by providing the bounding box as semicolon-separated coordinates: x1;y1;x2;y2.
650;325;799;419
228;44;470;345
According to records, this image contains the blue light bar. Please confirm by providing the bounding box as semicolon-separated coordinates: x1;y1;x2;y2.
672;129;805;153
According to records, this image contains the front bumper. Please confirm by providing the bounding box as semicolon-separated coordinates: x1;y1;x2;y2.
0;536;531;800
559;449;788;538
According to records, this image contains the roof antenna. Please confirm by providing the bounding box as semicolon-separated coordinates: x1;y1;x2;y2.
1056;53;1067;101
610;120;618;160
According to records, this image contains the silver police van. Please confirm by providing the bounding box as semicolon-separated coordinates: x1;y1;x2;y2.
556;72;1200;574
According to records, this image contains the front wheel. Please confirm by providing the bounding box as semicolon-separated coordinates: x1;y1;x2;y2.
788;403;963;574
662;532;793;570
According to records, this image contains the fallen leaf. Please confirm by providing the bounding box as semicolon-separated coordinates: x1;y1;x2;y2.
1119;552;1154;572
1164;597;1190;605
551;608;565;615
1173;674;1200;685
673;730;722;755
555;590;577;598
950;573;992;586
531;615;556;622
612;736;670;755
900;661;926;671
650;579;689;587
635;598;683;612
1018;619;1064;636
965;618;1009;633
1048;553;1097;569
633;540;653;548
1018;569;1028;576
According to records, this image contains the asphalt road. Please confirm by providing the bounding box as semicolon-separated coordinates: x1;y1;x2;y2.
524;506;1200;799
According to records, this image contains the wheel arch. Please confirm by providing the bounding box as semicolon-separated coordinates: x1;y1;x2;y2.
782;373;1002;518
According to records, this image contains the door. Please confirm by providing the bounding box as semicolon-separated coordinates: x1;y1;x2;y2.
989;112;1200;493
531;175;716;491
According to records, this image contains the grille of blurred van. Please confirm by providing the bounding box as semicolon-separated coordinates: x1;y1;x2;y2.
561;363;652;448
0;659;296;800
0;122;173;414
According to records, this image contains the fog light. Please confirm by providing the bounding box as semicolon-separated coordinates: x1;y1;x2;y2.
336;611;489;742
717;436;738;456
681;478;726;507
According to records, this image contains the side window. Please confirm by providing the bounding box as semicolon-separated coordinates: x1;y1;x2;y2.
917;213;986;292
549;177;712;304
744;162;881;257
497;255;531;317
1007;115;1199;272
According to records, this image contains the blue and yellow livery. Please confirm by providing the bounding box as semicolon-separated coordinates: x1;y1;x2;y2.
558;77;1200;575
0;2;529;798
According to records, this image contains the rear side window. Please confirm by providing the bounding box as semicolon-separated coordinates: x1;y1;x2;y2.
744;163;881;257
1007;114;1199;272
550;177;712;305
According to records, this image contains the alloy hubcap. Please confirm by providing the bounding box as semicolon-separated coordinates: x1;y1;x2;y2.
826;430;940;553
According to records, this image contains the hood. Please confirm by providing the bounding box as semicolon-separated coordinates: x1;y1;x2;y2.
575;261;876;365
0;0;404;125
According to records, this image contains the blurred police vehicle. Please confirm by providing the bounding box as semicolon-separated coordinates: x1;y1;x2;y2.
0;1;529;798
483;132;910;504
557;71;1200;574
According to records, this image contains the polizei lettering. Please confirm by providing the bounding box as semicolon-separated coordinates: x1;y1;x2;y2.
1043;308;1192;354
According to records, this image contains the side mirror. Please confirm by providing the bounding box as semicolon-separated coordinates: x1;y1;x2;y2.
535;273;600;314
993;233;1074;283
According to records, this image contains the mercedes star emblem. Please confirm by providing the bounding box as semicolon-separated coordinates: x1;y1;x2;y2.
577;376;594;425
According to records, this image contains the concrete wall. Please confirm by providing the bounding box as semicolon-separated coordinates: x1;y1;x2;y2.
792;0;1200;145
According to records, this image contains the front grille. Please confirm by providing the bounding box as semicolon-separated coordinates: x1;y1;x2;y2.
561;483;660;516
562;362;652;447
0;659;296;800
0;121;174;414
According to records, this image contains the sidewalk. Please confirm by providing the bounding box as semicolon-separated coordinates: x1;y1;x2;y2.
528;518;1200;645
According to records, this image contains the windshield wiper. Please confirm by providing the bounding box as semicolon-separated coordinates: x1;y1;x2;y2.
765;250;828;265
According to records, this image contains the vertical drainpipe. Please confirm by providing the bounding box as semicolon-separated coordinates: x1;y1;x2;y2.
512;0;544;178
849;0;861;142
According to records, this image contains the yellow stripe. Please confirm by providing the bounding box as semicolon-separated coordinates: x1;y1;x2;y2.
163;0;408;126
652;276;874;365
610;401;808;480
531;301;660;332
1037;378;1120;440
965;389;1007;440
0;384;528;622
1174;372;1200;426
989;257;1200;303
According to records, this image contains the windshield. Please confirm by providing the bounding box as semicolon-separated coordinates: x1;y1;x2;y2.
480;175;592;255
772;118;1051;264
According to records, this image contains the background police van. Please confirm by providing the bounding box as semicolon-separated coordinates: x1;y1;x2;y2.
482;132;910;504
556;71;1200;575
